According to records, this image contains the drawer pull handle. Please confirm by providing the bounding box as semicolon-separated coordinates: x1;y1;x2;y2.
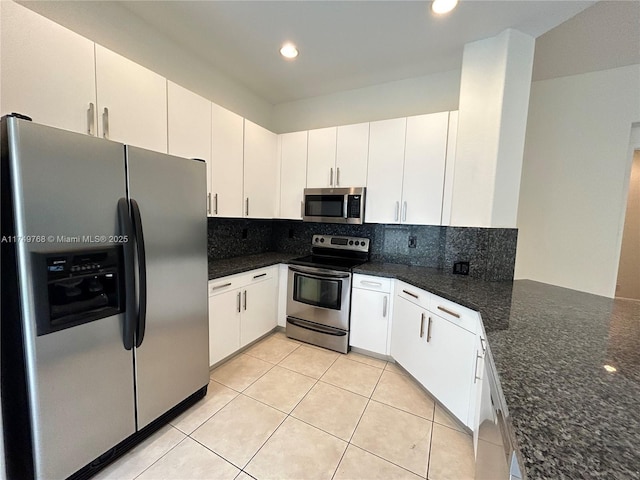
419;313;425;338
437;305;460;318
403;289;419;299
474;352;483;383
361;281;382;287
211;282;232;291
253;273;267;279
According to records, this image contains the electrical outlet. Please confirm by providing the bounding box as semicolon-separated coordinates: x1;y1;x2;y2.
408;236;417;248
242;228;248;239
453;261;470;275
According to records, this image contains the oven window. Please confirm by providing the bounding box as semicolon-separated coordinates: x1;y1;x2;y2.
293;273;342;310
305;195;344;218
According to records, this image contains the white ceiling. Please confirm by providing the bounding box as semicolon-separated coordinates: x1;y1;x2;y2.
117;1;595;105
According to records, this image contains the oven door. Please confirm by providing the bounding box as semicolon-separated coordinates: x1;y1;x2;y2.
287;265;351;331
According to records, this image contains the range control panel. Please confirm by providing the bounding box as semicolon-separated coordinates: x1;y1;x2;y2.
311;235;370;253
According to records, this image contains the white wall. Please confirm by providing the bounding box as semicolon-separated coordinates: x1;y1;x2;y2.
271;69;460;133
515;64;640;297
451;29;535;228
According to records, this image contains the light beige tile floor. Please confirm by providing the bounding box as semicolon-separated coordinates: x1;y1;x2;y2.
93;332;475;480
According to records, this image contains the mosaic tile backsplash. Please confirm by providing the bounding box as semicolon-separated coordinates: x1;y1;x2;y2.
208;218;517;281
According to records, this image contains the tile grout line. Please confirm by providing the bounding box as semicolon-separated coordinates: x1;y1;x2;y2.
426;401;436;480
234;340;343;477
131;430;189;480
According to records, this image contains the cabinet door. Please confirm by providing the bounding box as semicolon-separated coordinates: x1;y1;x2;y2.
422;313;476;424
390;295;427;377
279;131;308;219
402;112;449;225
307;127;337;188
241;277;277;347
167;82;212;214
244;120;278;218
211;103;244;217
0;1;97;135
365;118;406;223
95;45;167;152
209;289;242;367
350;288;390;355
336;123;369;187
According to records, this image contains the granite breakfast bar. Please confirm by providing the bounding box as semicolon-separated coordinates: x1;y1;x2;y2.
208;254;640;479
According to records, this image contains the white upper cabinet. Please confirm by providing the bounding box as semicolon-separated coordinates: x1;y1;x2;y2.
402;112;450;225
307;124;369;188
306;127;337;188
211;103;244;218
279;131;308;219
365;118;407;223
244;119;278;218
95;45;167;153
365;113;450;225
0;1;97;135
167;82;212;214
335;122;369;187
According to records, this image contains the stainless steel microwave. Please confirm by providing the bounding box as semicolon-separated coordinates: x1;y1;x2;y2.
302;187;365;224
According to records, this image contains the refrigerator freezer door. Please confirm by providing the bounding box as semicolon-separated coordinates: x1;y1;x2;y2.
126;146;209;429
4;118;136;479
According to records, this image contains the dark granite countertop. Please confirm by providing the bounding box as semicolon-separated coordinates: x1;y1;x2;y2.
208;252;299;280
208;255;640;479
354;262;640;479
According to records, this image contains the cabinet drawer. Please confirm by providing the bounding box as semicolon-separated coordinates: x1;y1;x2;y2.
353;274;392;293
429;294;479;334
208;278;240;296
396;281;430;310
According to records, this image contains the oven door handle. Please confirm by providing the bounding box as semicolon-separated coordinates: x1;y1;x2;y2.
287;318;348;336
288;266;350;279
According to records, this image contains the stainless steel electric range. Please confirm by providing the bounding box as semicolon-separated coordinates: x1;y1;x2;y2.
286;234;370;353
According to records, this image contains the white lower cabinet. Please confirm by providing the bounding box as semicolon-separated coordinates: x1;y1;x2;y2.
208;266;278;366
391;284;478;428
350;274;392;355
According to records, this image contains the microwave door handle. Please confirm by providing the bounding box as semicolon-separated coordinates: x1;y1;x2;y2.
344;195;349;220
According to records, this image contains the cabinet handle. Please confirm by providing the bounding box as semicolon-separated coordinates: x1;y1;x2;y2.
211;282;232;291
87;102;95;136
474;352;483;383
480;337;486;353
402;201;407;222
402;289;419;299
214;194;218;215
330;168;334;186
207;193;212;214
336;167;340;186
426;316;432;343
395;201;400;222
382;296;388;317
243;290;247;311
102;107;109;139
245;198;249;216
237;292;241;313
437;305;461;318
360;280;382;288
419;313;425;338
253;273;267;279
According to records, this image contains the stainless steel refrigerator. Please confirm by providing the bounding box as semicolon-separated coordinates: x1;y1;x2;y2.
0;116;209;479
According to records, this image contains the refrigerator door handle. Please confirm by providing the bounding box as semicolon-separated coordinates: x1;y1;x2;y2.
131;198;147;348
117;198;136;350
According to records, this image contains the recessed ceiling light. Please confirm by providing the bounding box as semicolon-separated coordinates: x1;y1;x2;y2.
431;0;458;15
280;43;299;59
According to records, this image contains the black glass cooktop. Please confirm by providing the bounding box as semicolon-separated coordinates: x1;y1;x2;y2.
289;254;366;272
